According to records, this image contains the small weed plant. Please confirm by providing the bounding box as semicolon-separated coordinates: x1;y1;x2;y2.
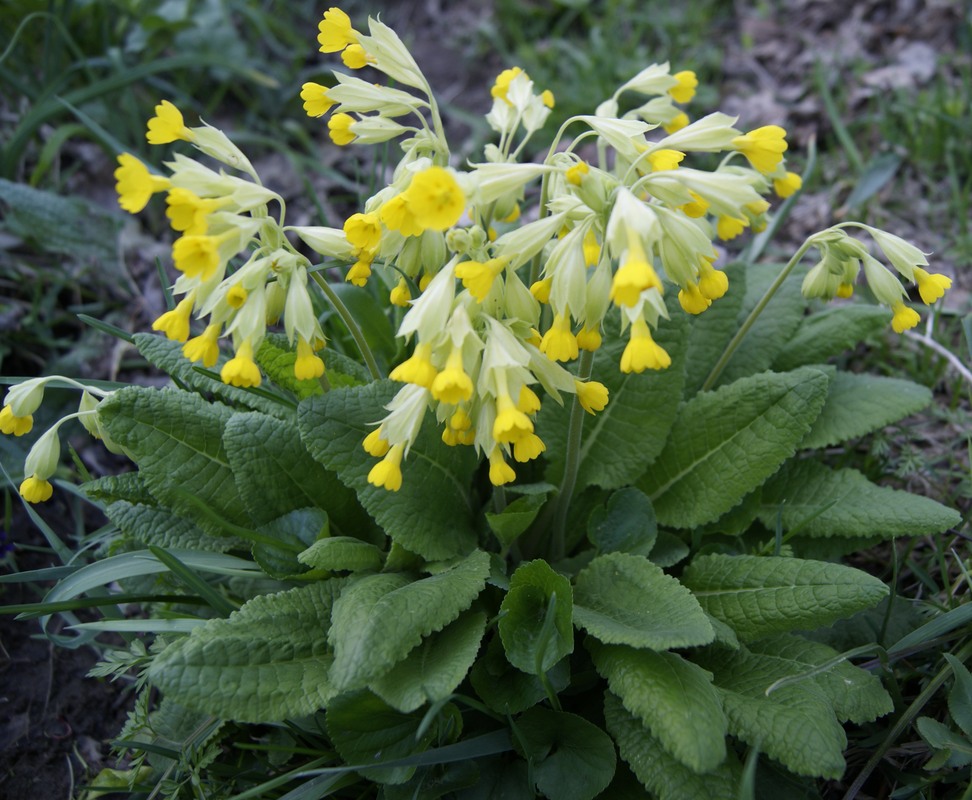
1;7;965;799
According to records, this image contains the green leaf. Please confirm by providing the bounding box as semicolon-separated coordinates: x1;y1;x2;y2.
916;717;972;762
223;410;373;538
371;611;487;713
759;460;961;539
469;635;570;715
105;500;236;552
945;654;972;739
573;552;713;649
251;508;329;579
539;310;688;490
746;634;893;724
587;487;657;557
800;372;931;449
649;531;690;568
256;335;325;400
639;367;831;528
328;550;490;690
133;333;291;418
604;693;741;800
714;262;807;387
695;647;847;779
682;261;748;397
513;708;616;800
148;580;346;722
326;690;436;785
486;493;546;550
591;644;726;772
299;536;384;572
457;757;532;799
298;382;479;560
98;387;250;536
499;559;573;675
681;554;888;641
772;305;891;372
82;472;153;505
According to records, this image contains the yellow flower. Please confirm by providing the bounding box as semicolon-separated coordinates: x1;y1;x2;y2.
344;212;382;252
566;161;590;185
182;324;221;368
837;282;855;299
20;475;53;504
146;100;193;145
173;234;221;281
678;282;711;315
773;171;803;199
576;326;602;352
220;339;261;387
363;426;391;457
610;239;663;307
226;285;248;309
295;337;325;381
663;112;689;134
732;125;788;175
390;277;411;307
621;317;671;373
318;7;360;53
647;149;685;172
431;347;473;405
698;259;729;300
493;392;533;444
539;313;579;362
389;342;437;388
151;296;194;343
913;267;951;305
541;89;555;108
380;194;424;237
341;44;374;69
513;433;546;463
529;278;552;304
368;443;404;491
346;259;372;287
491;67;523;103
891;302;920;333
501;204;521;223
405;167;465;231
300;82;335;118
583;229;601;267
328;112;357;146
0;405;32;436
575;379;609;415
680;191;710;219
115;153;170;214
488;447;516;486
717;215;748;241
669;70;698;104
517;386;541;414
455;257;507;302
166;188;219;236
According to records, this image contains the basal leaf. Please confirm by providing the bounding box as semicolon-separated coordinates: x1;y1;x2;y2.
469;635;570;715
98;387;250;536
591;644;726;772
251;507;329;579
801;372;931;449
587;487;657;557
639;367;831;528
148;580;346;722
328;550;490;690
106;500;237;552
82;472;152;505
681;554;888;641
604;693;741;800
695;646;847;779
326;689;436;784
298;382;478;560
223;410;373;538
499;559;573;675
371;611;487;713
759;460;961;539
945;653;972;740
772;304;890;372
746;634;893;724
573;552;713;649
486;493;546;550
513;708;616;800
298;536;384;572
539;310;687;491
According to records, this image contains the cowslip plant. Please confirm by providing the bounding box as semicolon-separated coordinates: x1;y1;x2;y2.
2;6;963;799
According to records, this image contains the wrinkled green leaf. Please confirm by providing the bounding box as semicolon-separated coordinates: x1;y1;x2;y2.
298;536;384;573
772;305;892;372
587;487;657;557
499;560;573;675
469;635;570;715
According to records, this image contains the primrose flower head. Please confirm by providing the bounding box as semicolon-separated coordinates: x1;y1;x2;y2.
913;267;951;305
183;324;221;368
300;82;335;117
328;113;357;146
891;302;921;334
732;125;788;175
488;447;516;486
668;70;698;104
621;316;671;373
115;153;170;214
318;6;360;53
773;171;803;198
367;443;404;491
1;378;47;436
221;338;261;388
146;100;193;145
404;167;465;232
574;379;609;415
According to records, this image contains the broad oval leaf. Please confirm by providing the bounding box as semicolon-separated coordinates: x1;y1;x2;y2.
681;554;888;641
573;552;713;650
469;635;570;715
587;487;657;557
499;559;573;675
771;304;890;372
298;536;384;572
639;367;831;528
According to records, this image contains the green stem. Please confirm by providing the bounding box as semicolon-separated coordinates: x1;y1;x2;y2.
701;237;816;391
310;271;382;381
551;349;595;561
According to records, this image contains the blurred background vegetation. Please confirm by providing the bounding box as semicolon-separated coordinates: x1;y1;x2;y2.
1;1;971;797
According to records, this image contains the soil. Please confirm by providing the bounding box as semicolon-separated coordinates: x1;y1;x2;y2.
1;1;969;798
